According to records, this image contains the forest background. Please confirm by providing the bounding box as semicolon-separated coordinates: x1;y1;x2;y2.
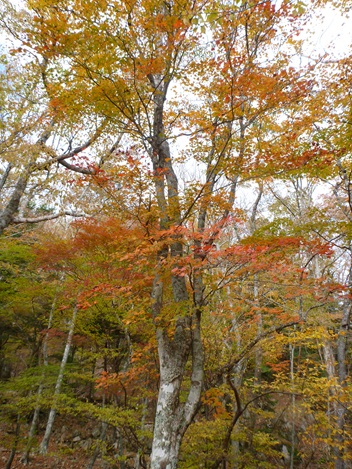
0;0;352;468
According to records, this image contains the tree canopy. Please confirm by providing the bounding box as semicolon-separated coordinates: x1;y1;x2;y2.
0;1;352;468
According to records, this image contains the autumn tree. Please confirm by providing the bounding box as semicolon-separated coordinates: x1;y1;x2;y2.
305;50;352;469
0;12;117;234
1;0;350;467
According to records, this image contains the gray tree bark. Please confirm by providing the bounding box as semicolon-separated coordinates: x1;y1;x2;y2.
148;71;205;468
331;165;352;469
0;175;28;235
334;282;351;469
39;303;78;454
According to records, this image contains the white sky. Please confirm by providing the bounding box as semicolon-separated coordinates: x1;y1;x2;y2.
303;4;351;59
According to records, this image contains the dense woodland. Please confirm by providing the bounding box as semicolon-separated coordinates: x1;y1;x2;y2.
0;0;352;468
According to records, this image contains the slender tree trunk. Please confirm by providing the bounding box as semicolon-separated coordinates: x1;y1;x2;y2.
289;340;295;469
22;384;44;463
334;299;351;469
22;297;56;464
332;166;352;469
5;415;21;469
39;303;78;454
331;255;352;469
230;316;245;469
0;163;12;192
321;289;350;469
134;397;149;469
251;187;263;385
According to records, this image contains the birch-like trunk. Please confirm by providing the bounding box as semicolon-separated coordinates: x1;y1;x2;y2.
22;298;56;464
39;304;78;454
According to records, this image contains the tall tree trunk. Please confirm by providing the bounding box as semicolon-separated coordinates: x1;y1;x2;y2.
148;67;205;467
289;340;296;469
331;252;351;469
334;299;351;469
22;297;56;464
39;303;78;454
251;186;263;384
332;165;352;469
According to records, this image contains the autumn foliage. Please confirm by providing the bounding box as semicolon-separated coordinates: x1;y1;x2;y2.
0;0;352;468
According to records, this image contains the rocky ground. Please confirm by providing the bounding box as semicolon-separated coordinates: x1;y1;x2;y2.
0;415;131;469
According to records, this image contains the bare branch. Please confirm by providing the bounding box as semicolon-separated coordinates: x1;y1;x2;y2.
35;119;110;174
0;163;12;192
98;130;125;168
58;159;95;175
12;210;85;224
222;320;300;375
